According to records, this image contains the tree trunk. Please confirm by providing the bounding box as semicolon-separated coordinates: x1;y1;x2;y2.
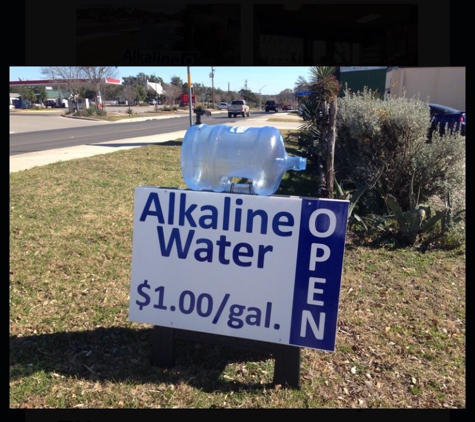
325;98;337;199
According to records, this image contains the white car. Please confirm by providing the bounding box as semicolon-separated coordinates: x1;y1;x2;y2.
9;104;15;110
217;102;229;110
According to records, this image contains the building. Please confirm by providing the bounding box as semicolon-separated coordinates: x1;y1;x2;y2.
340;67;387;98
386;67;465;110
9;78;121;109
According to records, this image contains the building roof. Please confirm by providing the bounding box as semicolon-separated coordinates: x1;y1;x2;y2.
9;78;121;87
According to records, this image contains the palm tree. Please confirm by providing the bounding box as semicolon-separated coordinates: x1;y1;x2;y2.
299;66;341;198
294;75;310;92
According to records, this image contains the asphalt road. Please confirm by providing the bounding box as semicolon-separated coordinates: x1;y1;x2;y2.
9;110;266;156
9;106;189;133
10;110;303;173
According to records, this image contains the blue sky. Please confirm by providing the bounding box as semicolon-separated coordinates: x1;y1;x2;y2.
9;66;315;95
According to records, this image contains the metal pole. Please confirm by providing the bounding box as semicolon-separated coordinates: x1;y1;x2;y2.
210;67;215;108
187;66;193;126
259;85;266;111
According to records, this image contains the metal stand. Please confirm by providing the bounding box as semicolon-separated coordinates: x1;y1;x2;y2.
195;110;202;125
150;326;301;389
194;109;212;125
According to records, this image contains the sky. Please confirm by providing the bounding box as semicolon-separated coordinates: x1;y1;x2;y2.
9;66;315;95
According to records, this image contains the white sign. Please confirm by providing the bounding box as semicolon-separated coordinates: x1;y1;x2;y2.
129;187;349;352
147;81;163;95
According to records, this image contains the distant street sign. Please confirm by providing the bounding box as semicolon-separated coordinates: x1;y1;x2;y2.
297;90;312;96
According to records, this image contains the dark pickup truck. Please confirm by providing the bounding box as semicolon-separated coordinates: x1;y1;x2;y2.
44;100;57;108
265;100;279;113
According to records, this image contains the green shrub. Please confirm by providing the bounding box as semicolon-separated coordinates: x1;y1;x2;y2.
335;89;465;216
75;106;107;117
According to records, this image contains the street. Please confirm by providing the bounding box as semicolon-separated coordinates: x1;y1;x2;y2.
9;110;275;155
9;106;191;134
9;110;303;172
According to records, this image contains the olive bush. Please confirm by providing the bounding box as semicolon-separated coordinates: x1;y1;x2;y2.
335;89;465;215
75;105;107;117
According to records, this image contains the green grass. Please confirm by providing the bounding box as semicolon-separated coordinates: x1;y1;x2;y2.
9;133;465;408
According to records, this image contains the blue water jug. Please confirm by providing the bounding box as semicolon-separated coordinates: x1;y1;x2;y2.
181;124;306;196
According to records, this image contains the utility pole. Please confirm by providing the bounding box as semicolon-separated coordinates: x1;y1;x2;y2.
210;67;215;108
187;66;193;126
259;85;266;111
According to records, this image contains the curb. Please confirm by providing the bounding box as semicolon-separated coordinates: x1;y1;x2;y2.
60;110;225;123
62;112;187;122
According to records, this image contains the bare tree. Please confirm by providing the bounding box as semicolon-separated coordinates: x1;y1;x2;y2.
40;66;119;110
40;66;85;110
163;83;182;106
277;88;295;106
123;85;138;113
80;66;119;105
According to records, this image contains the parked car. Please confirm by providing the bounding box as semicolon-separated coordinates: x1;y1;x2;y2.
282;104;293;110
265;100;279;112
217;102;229;110
148;99;157;105
428;103;466;141
44;100;57;108
297;105;311;121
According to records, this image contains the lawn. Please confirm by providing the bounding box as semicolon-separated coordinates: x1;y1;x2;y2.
9;134;465;409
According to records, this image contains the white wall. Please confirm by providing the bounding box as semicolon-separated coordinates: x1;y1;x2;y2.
386;67;465;110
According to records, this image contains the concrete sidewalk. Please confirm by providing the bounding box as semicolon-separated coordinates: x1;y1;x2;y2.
10;113;302;173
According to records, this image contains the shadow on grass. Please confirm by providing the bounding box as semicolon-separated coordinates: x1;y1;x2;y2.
10;326;278;392
87;140;183;148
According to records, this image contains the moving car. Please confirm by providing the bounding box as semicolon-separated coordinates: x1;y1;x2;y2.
428;103;466;140
228;100;250;118
265;100;279;112
217;102;229;110
282;104;293;110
